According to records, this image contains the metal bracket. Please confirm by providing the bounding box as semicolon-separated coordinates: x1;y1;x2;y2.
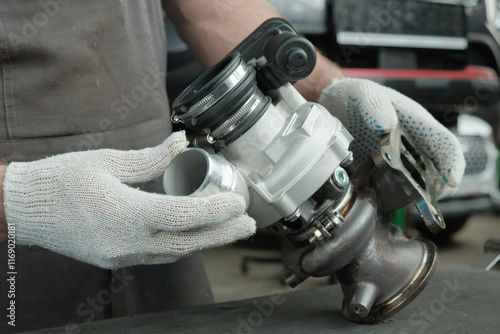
371;129;445;233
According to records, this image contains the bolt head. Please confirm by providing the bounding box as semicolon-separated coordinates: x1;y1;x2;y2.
334;167;350;189
285;210;301;222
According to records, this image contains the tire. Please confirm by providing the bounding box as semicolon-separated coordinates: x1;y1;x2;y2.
415;215;469;243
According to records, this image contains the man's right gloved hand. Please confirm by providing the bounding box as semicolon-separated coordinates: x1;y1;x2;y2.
319;78;465;200
3;131;256;269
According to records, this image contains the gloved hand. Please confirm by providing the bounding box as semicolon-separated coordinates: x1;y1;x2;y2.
319;78;465;199
3;131;256;269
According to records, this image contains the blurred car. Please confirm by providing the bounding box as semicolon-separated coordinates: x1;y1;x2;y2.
271;0;500;121
433;113;500;236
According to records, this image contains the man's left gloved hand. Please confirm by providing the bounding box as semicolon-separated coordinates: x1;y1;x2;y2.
318;77;465;199
3;131;256;269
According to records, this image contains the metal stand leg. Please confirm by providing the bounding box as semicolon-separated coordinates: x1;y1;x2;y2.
484;238;500;271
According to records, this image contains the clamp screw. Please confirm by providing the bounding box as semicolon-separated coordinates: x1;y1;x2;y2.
171;114;181;123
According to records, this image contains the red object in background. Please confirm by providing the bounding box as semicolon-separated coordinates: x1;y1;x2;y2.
343;65;498;81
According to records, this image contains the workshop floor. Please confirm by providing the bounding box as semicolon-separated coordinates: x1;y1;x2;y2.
201;210;500;303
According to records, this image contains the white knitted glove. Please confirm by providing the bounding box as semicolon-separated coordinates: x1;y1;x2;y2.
3;131;256;269
319;78;465;199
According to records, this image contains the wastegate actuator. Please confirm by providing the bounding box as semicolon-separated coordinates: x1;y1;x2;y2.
163;18;445;324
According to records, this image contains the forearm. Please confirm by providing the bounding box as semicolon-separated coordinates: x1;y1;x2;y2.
165;0;281;67
0;164;8;242
165;0;344;101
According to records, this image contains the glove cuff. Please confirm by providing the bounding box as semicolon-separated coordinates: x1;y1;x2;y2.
3;162;62;249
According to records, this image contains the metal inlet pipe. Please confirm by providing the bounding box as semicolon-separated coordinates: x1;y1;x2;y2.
163;148;249;205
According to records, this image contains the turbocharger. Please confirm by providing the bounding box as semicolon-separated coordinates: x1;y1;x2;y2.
163;18;445;324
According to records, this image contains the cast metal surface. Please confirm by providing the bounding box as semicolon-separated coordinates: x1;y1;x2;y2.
281;189;438;324
164;17;444;324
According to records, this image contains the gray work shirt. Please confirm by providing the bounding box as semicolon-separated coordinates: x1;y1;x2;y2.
0;1;213;332
0;0;172;161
